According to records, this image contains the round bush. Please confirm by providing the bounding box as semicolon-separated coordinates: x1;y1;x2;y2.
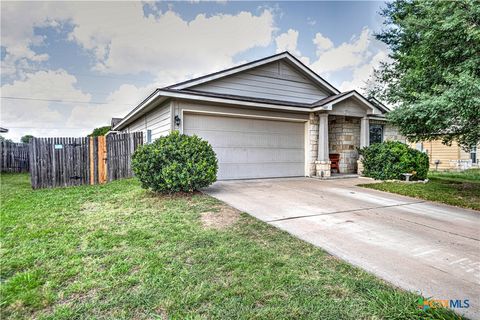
132;131;218;193
359;141;429;180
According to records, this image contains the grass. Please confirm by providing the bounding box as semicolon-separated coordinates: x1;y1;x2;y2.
360;169;480;211
0;174;462;319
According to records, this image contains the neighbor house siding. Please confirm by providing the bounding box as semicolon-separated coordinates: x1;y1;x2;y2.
190;60;329;104
412;140;479;171
123;102;171;142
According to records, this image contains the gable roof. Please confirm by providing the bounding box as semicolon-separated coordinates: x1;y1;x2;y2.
167;51;340;95
312;90;388;114
113;52;389;130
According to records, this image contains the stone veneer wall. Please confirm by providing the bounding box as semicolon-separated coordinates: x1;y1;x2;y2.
308;113;319;176
328;116;360;174
370;120;406;143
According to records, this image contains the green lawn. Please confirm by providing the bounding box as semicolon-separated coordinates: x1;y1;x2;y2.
1;174;460;319
360;169;480;211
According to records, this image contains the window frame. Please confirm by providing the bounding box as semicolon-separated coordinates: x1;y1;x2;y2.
369;124;384;145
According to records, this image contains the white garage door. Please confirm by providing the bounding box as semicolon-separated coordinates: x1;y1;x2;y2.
183;113;305;180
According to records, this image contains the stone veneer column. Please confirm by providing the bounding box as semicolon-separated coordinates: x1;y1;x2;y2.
308;113;319;176
315;112;331;178
358;116;370;175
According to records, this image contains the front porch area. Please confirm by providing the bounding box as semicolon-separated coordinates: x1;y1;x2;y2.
314;113;369;178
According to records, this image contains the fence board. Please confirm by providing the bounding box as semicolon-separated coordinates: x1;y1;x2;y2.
0;141;29;173
29;132;143;189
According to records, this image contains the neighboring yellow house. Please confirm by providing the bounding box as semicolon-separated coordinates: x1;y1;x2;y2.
411;140;479;171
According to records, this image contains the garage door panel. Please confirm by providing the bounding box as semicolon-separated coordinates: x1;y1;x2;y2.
219;163;304;180
185;115;304;135
184;113;305;180
214;147;304;163
185;130;304;148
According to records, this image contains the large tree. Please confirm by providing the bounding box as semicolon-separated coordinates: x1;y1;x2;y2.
370;0;480;150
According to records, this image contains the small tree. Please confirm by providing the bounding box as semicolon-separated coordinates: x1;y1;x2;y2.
21;135;34;143
132;131;218;193
89;126;111;137
359;141;429;180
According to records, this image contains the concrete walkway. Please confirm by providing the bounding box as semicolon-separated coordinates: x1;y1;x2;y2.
205;177;480;319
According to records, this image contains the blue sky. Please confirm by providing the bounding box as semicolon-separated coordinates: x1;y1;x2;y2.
1;1;388;141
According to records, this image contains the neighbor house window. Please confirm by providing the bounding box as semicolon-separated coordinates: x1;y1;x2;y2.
147;130;152;144
369;124;384;144
471;145;477;164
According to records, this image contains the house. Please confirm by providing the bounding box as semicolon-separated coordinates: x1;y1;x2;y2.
113;52;405;180
412;140;479;171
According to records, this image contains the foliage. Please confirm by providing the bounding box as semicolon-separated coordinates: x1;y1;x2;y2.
0;135;13;143
88;126;111;137
359;141;429;180
0;173;461;319
20;135;34;144
132;131;218;193
361;170;480;210
369;0;480;150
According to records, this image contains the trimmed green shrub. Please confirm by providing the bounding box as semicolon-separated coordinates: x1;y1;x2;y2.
359;141;429;180
132;131;218;193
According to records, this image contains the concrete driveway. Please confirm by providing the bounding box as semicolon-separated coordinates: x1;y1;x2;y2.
205;177;480;319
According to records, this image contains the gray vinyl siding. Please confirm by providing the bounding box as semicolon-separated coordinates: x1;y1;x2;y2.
191;60;328;104
123;102;171;142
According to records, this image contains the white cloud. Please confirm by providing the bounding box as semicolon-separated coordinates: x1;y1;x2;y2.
275;29;309;65
0;70;92;141
0;69;160;141
1;2;275;83
67;84;157;129
310;28;371;74
275;29;300;55
339;50;390;93
313;33;333;53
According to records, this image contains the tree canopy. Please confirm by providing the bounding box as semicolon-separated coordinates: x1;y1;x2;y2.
89;126;111;137
370;0;480;150
20;135;34;144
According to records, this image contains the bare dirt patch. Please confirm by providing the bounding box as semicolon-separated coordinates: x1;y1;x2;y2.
200;205;240;230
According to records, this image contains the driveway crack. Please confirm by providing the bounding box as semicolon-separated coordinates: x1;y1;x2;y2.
266;201;426;222
267;200;480;242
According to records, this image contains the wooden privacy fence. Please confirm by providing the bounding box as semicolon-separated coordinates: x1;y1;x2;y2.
29;132;143;189
0;141;30;173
